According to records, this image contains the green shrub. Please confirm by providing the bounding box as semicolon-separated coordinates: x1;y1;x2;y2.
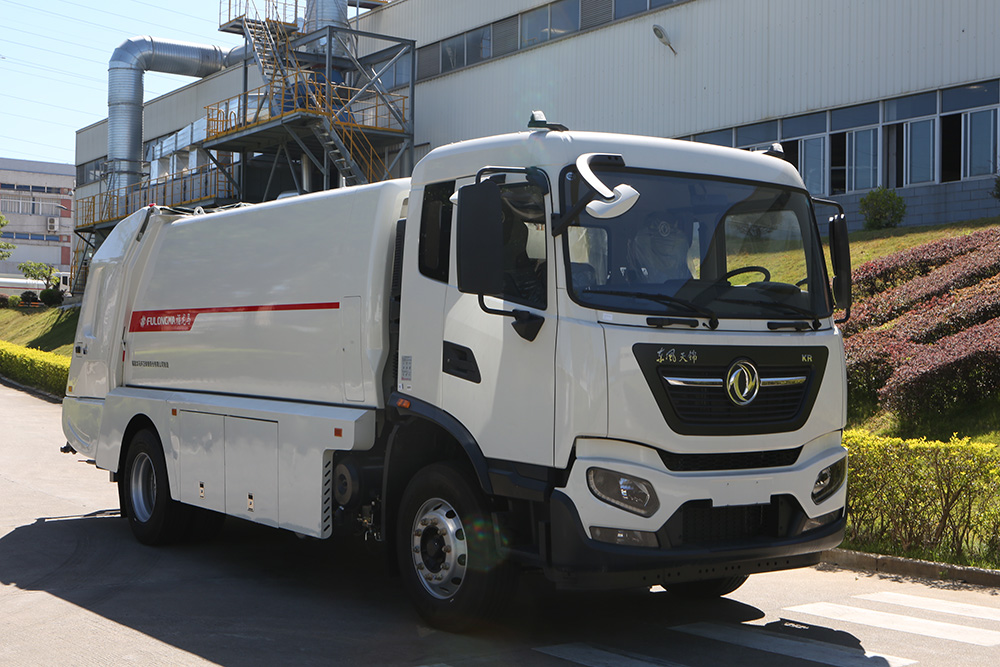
19;290;38;305
0;340;70;396
0;295;7;308
39;288;63;307
8;295;21;308
844;430;1000;565
859;186;907;231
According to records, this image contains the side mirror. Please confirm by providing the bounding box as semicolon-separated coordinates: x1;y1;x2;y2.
829;214;851;322
456;180;504;296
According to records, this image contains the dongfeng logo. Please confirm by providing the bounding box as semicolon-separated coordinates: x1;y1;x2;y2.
726;360;760;406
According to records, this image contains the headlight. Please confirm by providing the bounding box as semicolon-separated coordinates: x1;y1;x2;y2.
587;467;660;517
811;456;847;504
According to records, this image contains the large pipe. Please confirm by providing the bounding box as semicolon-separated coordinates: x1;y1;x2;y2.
303;0;348;55
105;1;346;192
107;36;244;192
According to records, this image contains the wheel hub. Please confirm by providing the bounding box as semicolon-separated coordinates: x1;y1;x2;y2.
129;451;156;524
409;497;468;600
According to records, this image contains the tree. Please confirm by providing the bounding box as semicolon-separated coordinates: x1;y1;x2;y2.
18;261;58;290
0;214;15;262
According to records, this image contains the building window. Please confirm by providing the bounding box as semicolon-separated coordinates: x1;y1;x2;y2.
550;0;581;38
736;120;777;148
521;6;549;48
615;0;647;19
466;26;491;65
942;81;999;114
847;128;878;191
651;0;680;7
964;108;997;178
905;119;935;184
441;34;465;73
694;129;733;147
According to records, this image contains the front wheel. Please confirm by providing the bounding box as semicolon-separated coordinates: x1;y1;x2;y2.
120;428;190;545
396;462;516;631
665;574;748;599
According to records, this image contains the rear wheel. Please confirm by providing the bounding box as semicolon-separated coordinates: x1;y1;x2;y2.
665;575;748;599
120;428;190;545
396;462;516;631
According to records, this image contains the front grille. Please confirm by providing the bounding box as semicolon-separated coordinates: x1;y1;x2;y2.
659;497;800;548
661;364;812;426
683;503;773;544
659;447;802;472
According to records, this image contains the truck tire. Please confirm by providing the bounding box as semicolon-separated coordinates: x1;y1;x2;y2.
665;575;748;599
396;462;516;631
120;428;190;545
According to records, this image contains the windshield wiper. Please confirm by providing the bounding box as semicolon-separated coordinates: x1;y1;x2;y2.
583;288;719;330
715;297;822;330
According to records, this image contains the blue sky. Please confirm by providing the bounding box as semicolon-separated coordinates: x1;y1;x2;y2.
0;0;361;166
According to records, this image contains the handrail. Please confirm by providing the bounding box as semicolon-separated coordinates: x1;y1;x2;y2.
206;75;408;140
75;161;237;230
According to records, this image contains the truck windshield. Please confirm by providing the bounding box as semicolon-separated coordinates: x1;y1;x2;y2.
561;167;833;321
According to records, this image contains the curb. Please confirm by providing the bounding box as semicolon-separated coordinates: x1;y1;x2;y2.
0;374;63;404
821;548;1000;588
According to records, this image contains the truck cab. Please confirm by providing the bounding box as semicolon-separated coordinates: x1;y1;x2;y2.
392;127;849;605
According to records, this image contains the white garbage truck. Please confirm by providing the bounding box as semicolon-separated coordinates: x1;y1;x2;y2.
63;117;851;630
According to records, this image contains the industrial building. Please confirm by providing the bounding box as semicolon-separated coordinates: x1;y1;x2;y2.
0;158;74;280
73;0;1000;290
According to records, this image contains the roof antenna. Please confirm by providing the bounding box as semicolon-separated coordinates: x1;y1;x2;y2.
528;110;569;132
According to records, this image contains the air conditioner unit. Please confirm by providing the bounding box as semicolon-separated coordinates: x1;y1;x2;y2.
47;217;59;232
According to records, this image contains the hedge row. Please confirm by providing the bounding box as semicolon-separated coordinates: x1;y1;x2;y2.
852;227;1000;301
0;340;69;397
844;241;1000;335
887;273;1000;343
879;318;1000;417
844;430;1000;564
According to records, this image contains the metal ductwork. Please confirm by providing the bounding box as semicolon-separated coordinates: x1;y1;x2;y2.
107;36;243;192
303;0;348;55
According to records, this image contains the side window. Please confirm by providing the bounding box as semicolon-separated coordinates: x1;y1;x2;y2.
418;181;455;282
499;182;547;309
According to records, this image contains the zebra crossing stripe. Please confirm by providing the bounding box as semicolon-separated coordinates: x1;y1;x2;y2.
674;622;915;667
786;602;1000;646
855;592;1000;622
535;643;689;667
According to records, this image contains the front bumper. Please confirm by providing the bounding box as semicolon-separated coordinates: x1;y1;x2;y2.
534;433;847;589
543;489;844;590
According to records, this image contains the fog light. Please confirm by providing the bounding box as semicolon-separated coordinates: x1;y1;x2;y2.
587;467;660;517
591;526;659;548
812;456;847;504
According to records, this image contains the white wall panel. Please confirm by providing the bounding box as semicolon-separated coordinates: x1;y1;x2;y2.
358;0;1000;150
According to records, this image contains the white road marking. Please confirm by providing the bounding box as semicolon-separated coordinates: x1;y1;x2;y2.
856;591;1000;622
535;643;688;667
674;622;915;667
786;602;1000;646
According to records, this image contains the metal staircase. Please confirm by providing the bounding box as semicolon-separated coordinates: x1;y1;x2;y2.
242;17;288;82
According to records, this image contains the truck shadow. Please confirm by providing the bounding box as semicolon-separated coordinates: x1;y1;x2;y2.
0;513;883;666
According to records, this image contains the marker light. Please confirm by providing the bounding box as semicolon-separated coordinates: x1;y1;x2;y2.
587;468;660;517
811;456;847;504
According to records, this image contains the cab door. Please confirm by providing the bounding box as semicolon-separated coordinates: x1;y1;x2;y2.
440;175;557;467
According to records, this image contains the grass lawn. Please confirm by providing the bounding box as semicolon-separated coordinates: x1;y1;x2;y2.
0;306;78;356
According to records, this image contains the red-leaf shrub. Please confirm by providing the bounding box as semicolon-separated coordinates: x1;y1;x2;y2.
879;318;1000;417
888;274;1000;343
852;228;1000;301
844;242;1000;335
845;331;920;410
